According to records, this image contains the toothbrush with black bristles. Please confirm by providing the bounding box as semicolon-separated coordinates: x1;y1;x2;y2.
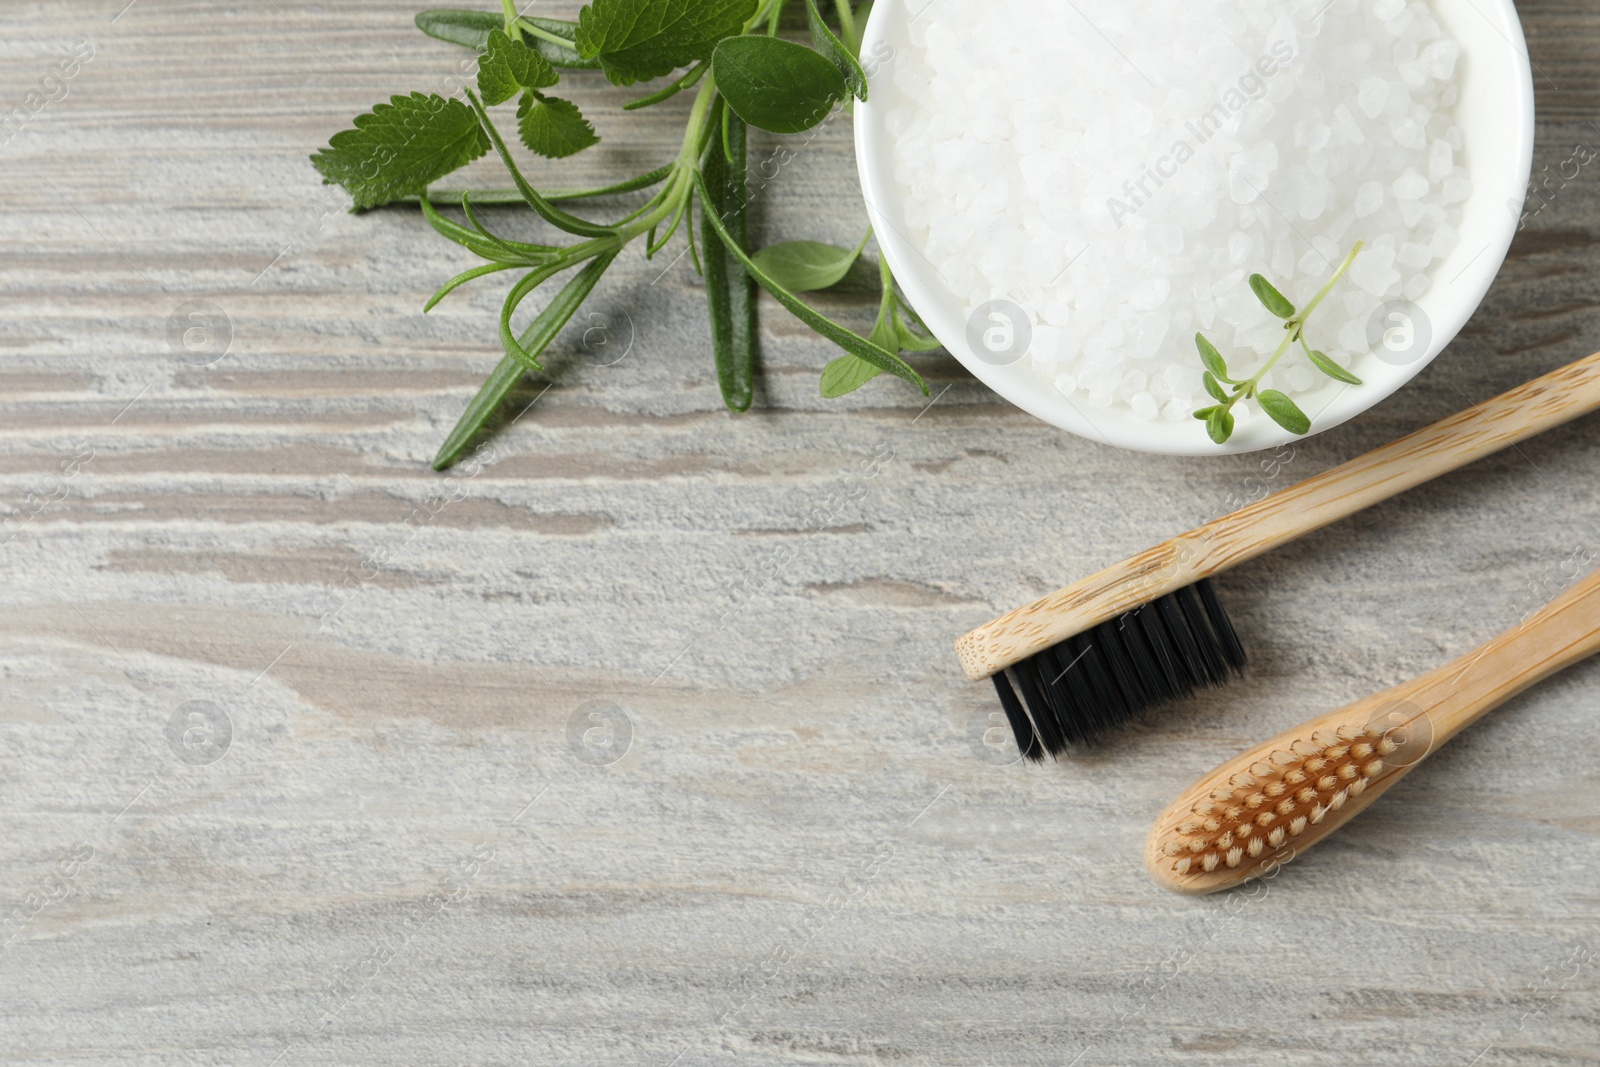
956;350;1600;759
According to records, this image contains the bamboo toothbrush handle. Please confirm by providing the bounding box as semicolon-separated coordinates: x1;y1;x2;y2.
959;350;1600;681
1146;565;1600;894
1408;563;1600;744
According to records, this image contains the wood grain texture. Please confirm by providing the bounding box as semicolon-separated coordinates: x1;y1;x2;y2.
2;2;1599;1065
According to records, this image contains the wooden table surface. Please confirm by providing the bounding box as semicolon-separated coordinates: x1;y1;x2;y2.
3;1;1599;1063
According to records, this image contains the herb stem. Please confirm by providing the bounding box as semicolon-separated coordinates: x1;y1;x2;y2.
1294;239;1365;336
1240;242;1364;395
515;17;577;48
834;0;859;54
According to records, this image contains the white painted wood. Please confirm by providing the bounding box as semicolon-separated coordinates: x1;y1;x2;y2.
1;2;1597;1064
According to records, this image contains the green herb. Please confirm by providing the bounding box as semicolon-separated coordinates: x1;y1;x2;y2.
750;232;868;291
1191;241;1366;444
311;0;934;470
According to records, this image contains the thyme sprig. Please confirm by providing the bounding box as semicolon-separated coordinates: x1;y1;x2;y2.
1192;241;1366;444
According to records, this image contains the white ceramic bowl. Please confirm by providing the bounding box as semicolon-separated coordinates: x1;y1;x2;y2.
855;0;1535;454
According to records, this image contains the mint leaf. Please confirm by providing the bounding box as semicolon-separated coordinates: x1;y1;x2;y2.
478;28;558;105
576;0;758;86
1248;273;1296;319
750;239;862;292
516;92;600;158
712;36;846;133
311;93;489;210
804;0;867;100
1257;390;1311;434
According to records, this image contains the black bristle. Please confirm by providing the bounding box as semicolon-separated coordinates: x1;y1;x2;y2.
1133;602;1184;699
1198;579;1248;670
1176;583;1230;684
1011;661;1062;758
992;670;1044;761
992;577;1246;757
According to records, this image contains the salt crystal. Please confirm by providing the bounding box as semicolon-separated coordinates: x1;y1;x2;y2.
1398;241;1433;268
1428;139;1453;181
1354;180;1385;217
1349;245;1400;295
1393;168;1430;200
1357;76;1391;118
1032;325;1067;366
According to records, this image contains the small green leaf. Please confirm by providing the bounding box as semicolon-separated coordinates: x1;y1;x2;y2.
1194;332;1229;381
433;353;527;471
1206;408;1235;444
805;0;868;101
712;36;847;134
478;28;558;105
1305;348;1363;385
311;93;489;211
1202;370;1229;403
415;9;501;49
1249;273;1296;319
1191;405;1220;420
414;11;595;69
750;237;865;292
820;354;883;397
1257;390;1311;434
516;92;599;158
576;0;757;85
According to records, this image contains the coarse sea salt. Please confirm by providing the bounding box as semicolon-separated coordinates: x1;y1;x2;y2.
885;0;1469;421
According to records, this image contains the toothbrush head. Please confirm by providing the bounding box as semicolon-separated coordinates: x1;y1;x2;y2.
1144;713;1428;894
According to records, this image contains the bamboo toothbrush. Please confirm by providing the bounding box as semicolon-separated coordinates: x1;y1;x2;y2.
1145;563;1600;893
957;350;1600;759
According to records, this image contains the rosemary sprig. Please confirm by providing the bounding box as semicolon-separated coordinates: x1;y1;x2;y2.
1192;241;1366;444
